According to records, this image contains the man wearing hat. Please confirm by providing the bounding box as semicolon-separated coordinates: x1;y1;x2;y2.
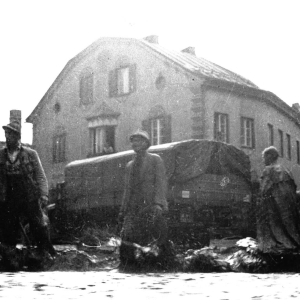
0;120;56;260
118;130;168;255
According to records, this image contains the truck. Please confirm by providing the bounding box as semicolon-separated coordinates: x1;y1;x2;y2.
54;139;254;246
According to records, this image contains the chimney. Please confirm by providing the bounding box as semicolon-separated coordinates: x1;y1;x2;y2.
292;103;300;112
10;109;21;124
143;35;159;44
181;46;196;56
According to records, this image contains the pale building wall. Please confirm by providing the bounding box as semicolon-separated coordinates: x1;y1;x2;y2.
204;88;300;178
30;39;300;188
32;40;196;187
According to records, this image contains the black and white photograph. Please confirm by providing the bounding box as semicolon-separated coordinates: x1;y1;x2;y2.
1;0;300;299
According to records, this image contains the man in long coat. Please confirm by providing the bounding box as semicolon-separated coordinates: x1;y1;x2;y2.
257;146;300;253
119;130;168;247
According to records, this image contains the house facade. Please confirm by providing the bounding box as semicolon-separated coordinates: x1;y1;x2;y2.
26;36;300;188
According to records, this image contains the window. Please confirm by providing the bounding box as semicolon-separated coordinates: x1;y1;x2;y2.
287;134;291;160
297;141;300;164
117;67;130;94
267;123;274;146
142;115;172;146
53;134;66;163
109;64;136;97
241;117;255;148
278;129;284;157
214;113;229;143
150;118;165;145
89;126;115;156
79;70;94;104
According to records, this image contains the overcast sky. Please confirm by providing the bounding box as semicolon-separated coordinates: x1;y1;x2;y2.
1;0;299;144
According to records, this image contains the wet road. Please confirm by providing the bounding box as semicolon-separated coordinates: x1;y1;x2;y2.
1;271;300;299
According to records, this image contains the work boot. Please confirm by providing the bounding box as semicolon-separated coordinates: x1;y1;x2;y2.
34;226;56;258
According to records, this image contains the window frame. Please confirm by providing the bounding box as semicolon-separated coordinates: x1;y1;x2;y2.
240;117;255;149
214;112;229;143
267;123;274;146
109;64;136;97
142;113;172;146
278;129;284;157
89;126;115;156
286;133;291;160
117;66;130;95
79;71;94;105
150;118;165;146
52;134;66;163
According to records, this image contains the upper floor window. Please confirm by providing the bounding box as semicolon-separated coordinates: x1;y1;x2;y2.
241;117;255;148
268;123;274;146
278;129;284;157
79;70;94;105
109;64;136;97
214;113;229;143
53;134;66;163
286;133;291;160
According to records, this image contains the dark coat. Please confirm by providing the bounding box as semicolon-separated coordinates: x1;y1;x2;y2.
0;146;48;203
120;151;168;215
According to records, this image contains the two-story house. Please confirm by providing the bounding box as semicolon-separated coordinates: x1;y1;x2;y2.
26;35;300;188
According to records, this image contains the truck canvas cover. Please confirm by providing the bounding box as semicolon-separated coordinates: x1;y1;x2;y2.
64;140;251;210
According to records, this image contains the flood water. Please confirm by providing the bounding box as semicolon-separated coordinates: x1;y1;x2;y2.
1;270;300;299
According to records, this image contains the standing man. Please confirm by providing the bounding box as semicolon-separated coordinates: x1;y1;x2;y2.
0;120;56;259
257;146;300;253
118;130;168;248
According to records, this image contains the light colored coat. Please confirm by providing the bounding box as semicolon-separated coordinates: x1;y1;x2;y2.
121;151;168;214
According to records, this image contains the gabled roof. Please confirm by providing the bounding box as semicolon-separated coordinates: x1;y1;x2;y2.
26;37;295;125
140;40;257;89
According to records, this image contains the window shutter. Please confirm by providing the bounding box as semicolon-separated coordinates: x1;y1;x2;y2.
251;120;255;149
79;77;84;102
213;113;218;140
80;73;94;104
52;137;57;163
108;69;118;97
129;64;137;93
162;114;172;144
240;118;244;146
88;74;93;103
62;135;66;161
226;115;229;143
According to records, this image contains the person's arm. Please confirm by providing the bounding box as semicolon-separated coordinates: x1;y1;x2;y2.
31;150;48;197
153;156;168;212
119;162;131;217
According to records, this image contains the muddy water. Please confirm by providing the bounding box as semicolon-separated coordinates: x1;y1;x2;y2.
1;271;300;299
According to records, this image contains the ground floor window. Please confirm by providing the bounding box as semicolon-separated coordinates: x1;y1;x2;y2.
89;126;115;156
214;113;229;143
150;118;165;145
53;134;66;163
142;115;171;146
